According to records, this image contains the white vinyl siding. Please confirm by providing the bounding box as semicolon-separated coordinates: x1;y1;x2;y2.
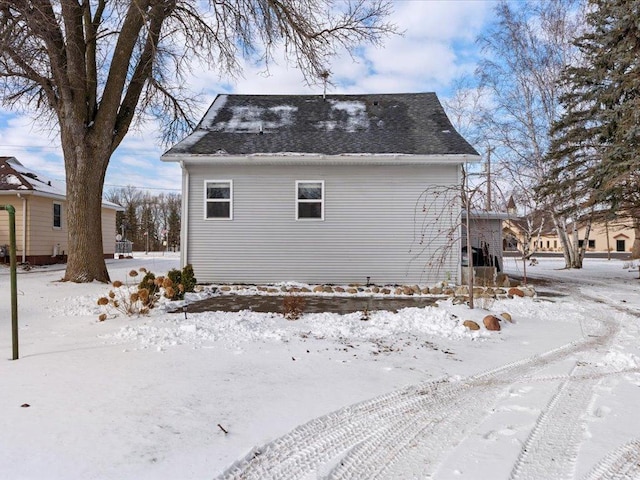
204;180;233;220
185;163;461;285
296;180;324;220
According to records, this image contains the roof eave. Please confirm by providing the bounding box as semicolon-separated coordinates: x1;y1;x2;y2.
161;153;481;166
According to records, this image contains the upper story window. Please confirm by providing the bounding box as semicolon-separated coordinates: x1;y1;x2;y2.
296;181;324;220
53;202;62;228
205;180;233;219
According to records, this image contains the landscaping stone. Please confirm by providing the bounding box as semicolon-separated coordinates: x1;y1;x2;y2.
508;287;525;297
500;312;513;323
483;315;501;331
463;320;480;330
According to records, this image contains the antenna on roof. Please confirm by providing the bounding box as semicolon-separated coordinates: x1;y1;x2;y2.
319;70;331;100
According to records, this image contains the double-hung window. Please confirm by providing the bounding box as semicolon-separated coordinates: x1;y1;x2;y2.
205;180;233;219
296;181;324;220
53;202;62;228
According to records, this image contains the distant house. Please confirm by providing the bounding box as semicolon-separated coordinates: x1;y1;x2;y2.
0;157;122;265
503;211;635;255
162;93;480;285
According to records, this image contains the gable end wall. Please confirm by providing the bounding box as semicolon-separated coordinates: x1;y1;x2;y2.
186;163;461;285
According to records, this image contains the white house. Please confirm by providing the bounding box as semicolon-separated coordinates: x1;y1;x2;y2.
161;93;480;285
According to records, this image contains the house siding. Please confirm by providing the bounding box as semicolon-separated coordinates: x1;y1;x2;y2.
186;163;461;285
101;208;117;255
26;196;68;256
1;193;119;262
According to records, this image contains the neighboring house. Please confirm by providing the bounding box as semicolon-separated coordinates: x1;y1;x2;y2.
504;212;635;254
0;157;122;265
162;93;480;285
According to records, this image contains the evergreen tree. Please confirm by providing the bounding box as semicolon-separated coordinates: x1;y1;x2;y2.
548;0;640;256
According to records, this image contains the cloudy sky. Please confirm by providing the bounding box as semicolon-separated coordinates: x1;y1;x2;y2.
0;0;494;195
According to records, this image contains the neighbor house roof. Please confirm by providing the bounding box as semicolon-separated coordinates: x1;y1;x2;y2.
0;156;122;210
0;156;64;197
163;93;480;159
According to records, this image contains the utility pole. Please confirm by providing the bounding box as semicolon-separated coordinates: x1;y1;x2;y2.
485;146;493;211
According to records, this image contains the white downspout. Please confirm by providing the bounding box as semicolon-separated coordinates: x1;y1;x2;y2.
180;161;189;268
16;193;27;263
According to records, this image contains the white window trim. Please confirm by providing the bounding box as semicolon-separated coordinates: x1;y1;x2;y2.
295;180;324;221
204;179;233;220
53;202;62;229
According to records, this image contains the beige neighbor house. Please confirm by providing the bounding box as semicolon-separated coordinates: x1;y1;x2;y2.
0;157;122;265
503;213;636;254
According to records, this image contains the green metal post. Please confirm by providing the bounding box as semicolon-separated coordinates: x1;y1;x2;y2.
1;205;18;360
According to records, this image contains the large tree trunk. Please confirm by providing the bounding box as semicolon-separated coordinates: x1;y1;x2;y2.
632;218;640;259
62;133;111;283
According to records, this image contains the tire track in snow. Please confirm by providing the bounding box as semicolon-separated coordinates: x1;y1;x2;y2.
582;439;640;480
509;363;600;480
217;314;615;480
507;290;638;480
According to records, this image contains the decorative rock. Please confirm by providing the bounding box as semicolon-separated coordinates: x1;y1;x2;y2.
421;287;430;294
334;286;345;293
430;286;443;295
300;287;311;293
522;287;536;297
402;286;414;296
257;286;268;292
508;287;525;297
443;287;455;296
347;288;358;294
313;285;324;293
463;320;480;330
395;287;403;295
220;286;231;292
483;315;501;331
500;312;513;323
411;285;421;294
323;286;334;293
496;273;510;287
381;288;391;295
267;288;279;293
372;286;380;293
453;296;468;305
455;286;468;296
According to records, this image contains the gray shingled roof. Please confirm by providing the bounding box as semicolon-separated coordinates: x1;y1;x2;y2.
164;93;479;157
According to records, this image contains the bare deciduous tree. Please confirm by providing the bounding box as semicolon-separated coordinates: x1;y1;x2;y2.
476;0;591;269
0;0;396;282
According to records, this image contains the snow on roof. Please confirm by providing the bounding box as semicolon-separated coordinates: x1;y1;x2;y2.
163;93;482;159
0;156;122;210
0;156;64;196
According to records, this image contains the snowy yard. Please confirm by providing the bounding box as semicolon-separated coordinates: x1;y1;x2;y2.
1;254;640;479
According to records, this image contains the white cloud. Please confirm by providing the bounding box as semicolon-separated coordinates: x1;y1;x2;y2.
0;1;496;192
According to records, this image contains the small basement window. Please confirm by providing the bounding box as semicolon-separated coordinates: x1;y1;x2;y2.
205;180;233;219
53;202;62;228
296;181;324;220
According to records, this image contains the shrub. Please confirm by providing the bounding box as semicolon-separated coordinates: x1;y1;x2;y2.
137;271;159;296
282;295;306;320
181;264;197;294
164;265;197;301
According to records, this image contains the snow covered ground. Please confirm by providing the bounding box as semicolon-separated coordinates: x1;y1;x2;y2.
1;253;639;479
